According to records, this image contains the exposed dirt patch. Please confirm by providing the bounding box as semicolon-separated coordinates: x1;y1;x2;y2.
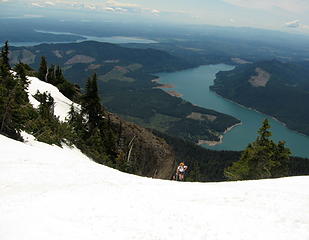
115;66;129;73
249;67;271;87
53;50;63;58
104;59;120;63
166;90;183;97
187;112;217;121
154;84;175;89
65;50;75;55
87;64;102;70
98;65;136;83
231;58;252;64
65;55;95;65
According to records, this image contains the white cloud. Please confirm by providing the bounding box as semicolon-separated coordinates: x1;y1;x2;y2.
105;0;139;8
104;7;115;12
85;4;96;10
45;1;55;6
285;20;309;30
285;20;300;28
152;9;160;14
31;2;44;7
223;0;309;13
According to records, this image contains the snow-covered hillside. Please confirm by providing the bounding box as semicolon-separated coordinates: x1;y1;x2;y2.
0;133;309;240
27;76;79;121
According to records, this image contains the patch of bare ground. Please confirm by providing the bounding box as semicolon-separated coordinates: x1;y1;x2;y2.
87;64;102;70
186;112;217;121
249;67;271;87
53;50;63;58
151;78;161;83
114;66;129;73
104;59;120;63
65;55;95;65
166;90;182;97
153;84;175;89
65;50;75;55
198;135;223;146
231;58;252;64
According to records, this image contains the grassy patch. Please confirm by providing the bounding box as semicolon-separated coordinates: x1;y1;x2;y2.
98;64;142;83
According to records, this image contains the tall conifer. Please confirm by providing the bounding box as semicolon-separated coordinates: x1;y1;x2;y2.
1;41;10;70
82;73;103;132
38;56;48;82
224;119;291;180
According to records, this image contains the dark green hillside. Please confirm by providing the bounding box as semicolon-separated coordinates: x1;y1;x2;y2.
211;60;309;135
10;41;240;143
11;41;193;85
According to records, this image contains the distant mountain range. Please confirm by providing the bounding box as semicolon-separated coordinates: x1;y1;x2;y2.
10;41;240;143
210;60;309;136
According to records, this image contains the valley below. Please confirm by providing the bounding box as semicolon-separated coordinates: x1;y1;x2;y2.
157;64;309;158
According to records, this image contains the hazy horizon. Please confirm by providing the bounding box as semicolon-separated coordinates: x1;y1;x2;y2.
1;0;309;36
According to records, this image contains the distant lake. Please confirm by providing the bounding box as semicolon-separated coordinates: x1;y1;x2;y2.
8;30;158;47
157;64;309;158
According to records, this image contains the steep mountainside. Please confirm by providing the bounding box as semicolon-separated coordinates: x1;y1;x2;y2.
109;114;176;179
9;41;240;144
210;60;309;136
26;75;176;179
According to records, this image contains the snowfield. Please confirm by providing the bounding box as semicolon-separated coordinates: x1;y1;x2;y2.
0;134;309;240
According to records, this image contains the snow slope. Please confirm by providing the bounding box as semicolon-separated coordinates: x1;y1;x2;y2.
0;134;309;240
27;76;79;121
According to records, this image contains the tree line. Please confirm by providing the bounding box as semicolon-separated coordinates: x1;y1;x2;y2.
0;41;136;173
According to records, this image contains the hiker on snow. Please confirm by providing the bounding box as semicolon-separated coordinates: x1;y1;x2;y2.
176;162;188;181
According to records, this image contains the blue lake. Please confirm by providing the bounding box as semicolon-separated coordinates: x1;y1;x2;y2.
8;30;158;47
157;64;309;158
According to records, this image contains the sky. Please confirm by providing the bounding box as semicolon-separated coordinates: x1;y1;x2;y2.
1;0;309;35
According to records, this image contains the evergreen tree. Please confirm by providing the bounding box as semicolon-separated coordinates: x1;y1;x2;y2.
82;73;103;132
0;43;31;140
1;41;10;70
46;64;56;85
271;141;291;177
224;119;291;180
54;65;65;85
187;160;201;181
34;91;55;119
38;56;48;82
38;56;77;100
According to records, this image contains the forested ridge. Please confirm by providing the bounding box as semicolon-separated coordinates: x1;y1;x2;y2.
211;60;309;136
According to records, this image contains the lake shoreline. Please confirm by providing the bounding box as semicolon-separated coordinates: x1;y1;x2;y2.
152;75;242;146
198;122;242;147
211;90;309;138
152;78;183;97
156;64;309;158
